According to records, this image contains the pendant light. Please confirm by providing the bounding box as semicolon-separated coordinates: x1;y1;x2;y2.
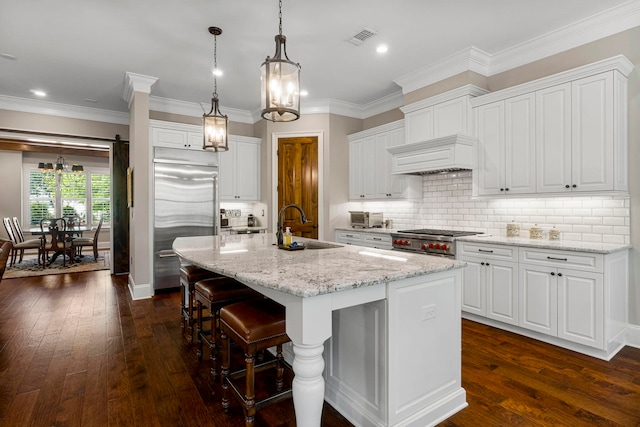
203;26;229;152
260;0;301;122
38;155;83;174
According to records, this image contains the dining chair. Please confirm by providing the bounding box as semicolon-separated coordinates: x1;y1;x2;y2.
40;217;73;267
71;216;103;260
3;217;42;267
0;240;13;282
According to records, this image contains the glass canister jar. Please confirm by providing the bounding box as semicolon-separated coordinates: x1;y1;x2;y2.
548;226;561;241
506;220;520;237
529;224;543;240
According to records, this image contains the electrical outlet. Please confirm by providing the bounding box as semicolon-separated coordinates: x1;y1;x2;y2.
422;304;436;321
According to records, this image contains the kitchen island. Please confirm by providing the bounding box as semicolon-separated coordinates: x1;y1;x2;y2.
173;234;468;427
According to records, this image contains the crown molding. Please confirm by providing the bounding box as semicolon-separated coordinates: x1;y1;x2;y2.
394;47;492;95
470;55;634;107
488;0;640;75
123;72;158;107
0;94;130;125
147;96;253;124
401;85;489;114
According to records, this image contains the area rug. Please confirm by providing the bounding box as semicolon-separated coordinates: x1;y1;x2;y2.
3;251;111;279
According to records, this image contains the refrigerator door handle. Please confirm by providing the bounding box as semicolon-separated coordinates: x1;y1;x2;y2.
157;250;177;258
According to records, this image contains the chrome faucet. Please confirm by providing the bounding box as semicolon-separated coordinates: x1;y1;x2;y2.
276;204;308;245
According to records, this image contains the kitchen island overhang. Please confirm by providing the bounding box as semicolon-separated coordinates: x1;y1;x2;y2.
173;234;468;426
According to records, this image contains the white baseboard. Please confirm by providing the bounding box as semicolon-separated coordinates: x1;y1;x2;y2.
128;274;152;300
626;324;640;349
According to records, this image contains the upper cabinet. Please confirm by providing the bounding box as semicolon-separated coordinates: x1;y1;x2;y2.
401;85;489;145
219;136;261;201
471;55;633;196
475;93;536;196
150;120;261;202
348;120;421;200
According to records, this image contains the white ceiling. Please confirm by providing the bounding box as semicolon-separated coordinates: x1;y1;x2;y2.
0;0;636;121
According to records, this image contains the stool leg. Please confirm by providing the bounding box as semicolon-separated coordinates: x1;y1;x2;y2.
186;285;195;343
244;353;256;427
196;299;204;362
209;308;218;381
180;279;186;332
276;344;284;392
221;329;231;412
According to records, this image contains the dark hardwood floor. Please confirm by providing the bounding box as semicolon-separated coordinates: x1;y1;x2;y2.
0;270;638;426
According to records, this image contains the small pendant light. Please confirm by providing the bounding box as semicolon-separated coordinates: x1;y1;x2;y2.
203;26;229;152
260;0;301;122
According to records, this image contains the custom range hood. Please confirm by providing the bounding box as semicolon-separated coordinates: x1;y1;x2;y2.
387;134;477;175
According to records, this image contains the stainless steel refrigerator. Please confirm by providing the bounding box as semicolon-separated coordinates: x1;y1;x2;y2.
153;147;219;290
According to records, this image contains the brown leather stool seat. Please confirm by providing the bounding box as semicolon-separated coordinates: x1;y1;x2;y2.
220;298;292;427
179;264;220;342
194;277;260;376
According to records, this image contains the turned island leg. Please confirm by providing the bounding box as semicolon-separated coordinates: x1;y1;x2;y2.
292;342;326;427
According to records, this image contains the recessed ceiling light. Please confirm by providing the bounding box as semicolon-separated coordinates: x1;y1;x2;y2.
212;68;223;77
30;89;47;97
300;90;308;97
1;53;17;60
376;44;388;54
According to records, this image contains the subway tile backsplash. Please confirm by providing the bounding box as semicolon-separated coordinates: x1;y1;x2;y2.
363;171;630;244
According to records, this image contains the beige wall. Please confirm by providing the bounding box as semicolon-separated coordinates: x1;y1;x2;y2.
404;71;489;106
0;150;24;240
362;108;403;130
0;109;129;139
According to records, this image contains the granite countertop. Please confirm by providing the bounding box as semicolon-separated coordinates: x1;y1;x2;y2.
173;234;465;298
456;235;630;254
220;226;268;232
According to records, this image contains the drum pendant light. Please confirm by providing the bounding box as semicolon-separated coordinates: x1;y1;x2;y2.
203;26;229;152
260;0;301;122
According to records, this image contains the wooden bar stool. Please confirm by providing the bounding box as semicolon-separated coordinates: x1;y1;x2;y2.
220;298;292;427
179;264;220;342
195;277;260;376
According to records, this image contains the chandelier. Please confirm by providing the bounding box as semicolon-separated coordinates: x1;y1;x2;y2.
260;0;301;122
203;26;229;152
38;155;83;174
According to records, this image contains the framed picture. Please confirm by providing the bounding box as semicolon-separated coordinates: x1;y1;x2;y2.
127;167;133;208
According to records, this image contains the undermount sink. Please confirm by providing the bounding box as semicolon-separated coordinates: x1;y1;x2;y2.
305;241;343;250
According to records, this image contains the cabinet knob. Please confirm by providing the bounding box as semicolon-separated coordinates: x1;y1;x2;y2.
505;188;509;191
558;273;563;277
565;185;570;189
572;184;577;188
486;262;490;266
500;188;504;191
481;262;485;266
551;272;555;276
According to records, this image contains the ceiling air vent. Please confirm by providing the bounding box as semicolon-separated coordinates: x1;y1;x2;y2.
348;27;377;46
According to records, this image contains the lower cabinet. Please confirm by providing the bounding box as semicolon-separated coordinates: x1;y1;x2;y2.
459;241;628;359
335;229;392;250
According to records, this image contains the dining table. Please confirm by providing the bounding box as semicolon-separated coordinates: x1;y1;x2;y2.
29;225;91;265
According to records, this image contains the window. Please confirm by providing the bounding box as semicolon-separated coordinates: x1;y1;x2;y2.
27;168;110;227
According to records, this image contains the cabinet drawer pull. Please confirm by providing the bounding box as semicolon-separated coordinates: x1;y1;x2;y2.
547;256;568;261
372;237;382;241
478;249;494;253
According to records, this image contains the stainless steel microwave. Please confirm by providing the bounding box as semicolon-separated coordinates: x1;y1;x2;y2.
349;211;384;228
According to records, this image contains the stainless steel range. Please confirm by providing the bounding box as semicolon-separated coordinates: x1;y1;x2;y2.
391;229;480;258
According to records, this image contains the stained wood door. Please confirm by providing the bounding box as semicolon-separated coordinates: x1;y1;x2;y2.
278;136;318;239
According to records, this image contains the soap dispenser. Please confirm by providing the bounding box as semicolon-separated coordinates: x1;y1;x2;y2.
284;227;293;246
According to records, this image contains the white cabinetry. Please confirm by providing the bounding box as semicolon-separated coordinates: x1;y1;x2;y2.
335;230;392;250
219;136;261;201
150;120;203;151
458;243;519;325
348;121;421;200
475;94;536;196
472;56;632;196
460;238;628;359
401;85;488;145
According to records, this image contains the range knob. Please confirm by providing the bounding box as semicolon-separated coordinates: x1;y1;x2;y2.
393;239;398;244
441;244;448;251
421;244;427;250
403;240;409;246
428;243;435;249
434;243;441;249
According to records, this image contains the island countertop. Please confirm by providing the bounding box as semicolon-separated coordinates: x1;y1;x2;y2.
173;234;465;298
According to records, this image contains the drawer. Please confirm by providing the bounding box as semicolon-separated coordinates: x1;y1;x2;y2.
519;248;603;272
336;231;363;243
458;242;518;261
363;233;392;249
